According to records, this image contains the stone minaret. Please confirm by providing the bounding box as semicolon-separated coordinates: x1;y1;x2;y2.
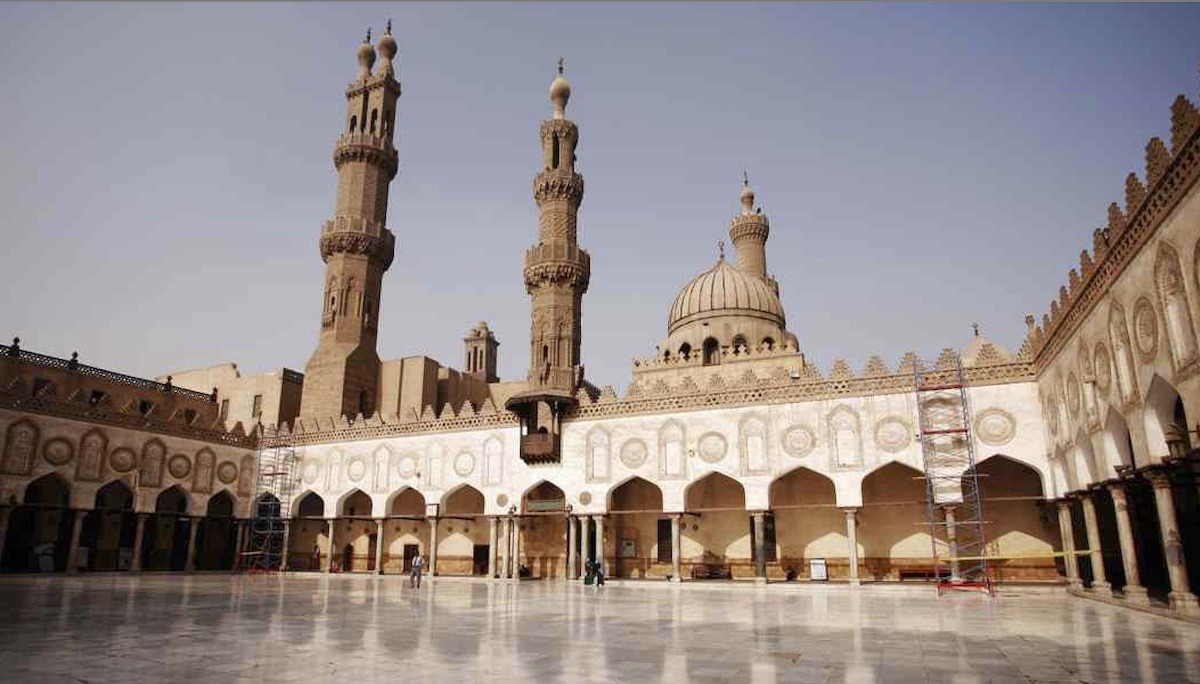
464;321;499;384
730;172;779;295
525;59;589;392
506;60;590;463
301;27;400;420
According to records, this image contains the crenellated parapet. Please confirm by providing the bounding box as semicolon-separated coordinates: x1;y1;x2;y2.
1027;91;1200;365
332;132;398;179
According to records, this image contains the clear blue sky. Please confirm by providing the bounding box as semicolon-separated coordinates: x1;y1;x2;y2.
1;2;1198;392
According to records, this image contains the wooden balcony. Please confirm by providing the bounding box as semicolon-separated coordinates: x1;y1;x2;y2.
521;433;559;464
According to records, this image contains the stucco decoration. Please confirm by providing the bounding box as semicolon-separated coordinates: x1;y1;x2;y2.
372;447;389;493
1066;373;1081;415
397;454;418;480
347;456;367;483
496;493;509;508
2;420;39;476
586;428;611;482
659;420;686;479
76;429;106;482
1094;342;1112;393
739;416;769;474
193;449;215;493
1043;394;1059;436
1110;301;1138;405
697;432;728;464
109;447;137;474
217;461;238;485
237;454;255;496
326;449;343;491
1133;296;1160;362
140;439;165;488
1155;242;1199;369
781;425;815;458
619;439;648;468
454;450;476;477
578;491;592;505
1077;344;1094;381
42;437;73;467
484;437;503;486
168;454;192;479
828;406;862;468
975;408;1017;446
301;459;321;485
426;443;444;488
874;417;912;453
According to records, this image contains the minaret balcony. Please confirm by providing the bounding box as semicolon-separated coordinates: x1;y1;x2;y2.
524;243;590;270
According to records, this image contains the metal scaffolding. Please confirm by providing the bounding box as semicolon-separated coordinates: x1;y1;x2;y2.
913;350;994;595
238;438;298;573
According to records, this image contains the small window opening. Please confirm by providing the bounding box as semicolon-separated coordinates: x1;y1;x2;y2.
183;409;198;425
219;399;230;422
703;338;720;366
542;345;550;363
370;109;378;134
732;335;748;355
33;378;51;395
138;400;155;416
349;115;357;132
551;133;560;169
252;394;263;418
89;390;108;406
762;337;775;351
679;343;692;360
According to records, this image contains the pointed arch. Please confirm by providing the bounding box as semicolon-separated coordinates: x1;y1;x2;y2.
337;488;372;517
606;475;663;511
586;426;611;482
1098;407;1135;473
1;419;39;476
522;480;567;513
658;419;686;478
1071;429;1100;488
441;483;484;515
1143;374;1186;461
292;490;325;518
768;465;836;508
23;472;70;506
973;454;1045;499
684;471;746;511
861;461;926;505
94;479;133;511
387;486;426;516
155;485;190;514
206;490;235;517
1155;240;1199;368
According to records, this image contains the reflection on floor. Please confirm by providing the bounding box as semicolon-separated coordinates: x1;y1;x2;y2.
0;575;1197;683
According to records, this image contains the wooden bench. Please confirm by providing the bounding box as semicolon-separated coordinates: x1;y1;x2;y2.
691;563;733;580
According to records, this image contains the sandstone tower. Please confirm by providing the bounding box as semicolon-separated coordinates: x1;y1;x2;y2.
730;171;779;295
463;321;499;384
300;28;400;420
506;61;591;463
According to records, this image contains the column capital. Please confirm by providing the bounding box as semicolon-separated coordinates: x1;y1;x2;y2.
1055;498;1073;510
1145;469;1173;489
838;507;859;515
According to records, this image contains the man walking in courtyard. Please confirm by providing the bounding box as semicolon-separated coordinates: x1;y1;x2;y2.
410;552;425;588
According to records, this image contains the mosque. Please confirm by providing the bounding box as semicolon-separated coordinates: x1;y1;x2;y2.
1;28;1198;619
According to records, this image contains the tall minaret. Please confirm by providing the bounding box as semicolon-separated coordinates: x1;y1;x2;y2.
301;26;400;421
729;171;778;295
506;60;590;464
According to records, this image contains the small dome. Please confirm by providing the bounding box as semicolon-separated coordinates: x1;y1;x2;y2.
357;38;376;65
378;33;397;61
668;258;785;333
550;74;570;106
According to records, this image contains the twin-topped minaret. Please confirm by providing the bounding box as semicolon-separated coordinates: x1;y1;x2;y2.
301;26;401;420
506;60;591;463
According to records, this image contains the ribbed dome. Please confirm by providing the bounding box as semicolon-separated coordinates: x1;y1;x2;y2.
668;258;785;333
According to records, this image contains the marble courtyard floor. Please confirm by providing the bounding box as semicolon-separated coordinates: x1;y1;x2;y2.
0;575;1197;683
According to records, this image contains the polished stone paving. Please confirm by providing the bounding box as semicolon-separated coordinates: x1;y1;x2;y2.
0;575;1197;683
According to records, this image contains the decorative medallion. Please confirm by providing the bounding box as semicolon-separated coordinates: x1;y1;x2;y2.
619;439;648;468
697;432;728;464
976;408;1017;446
454;451;476;477
42;438;73;466
1066;373;1081;415
217;461;238;485
167;454;191;479
579;491;593;506
496;493;509;508
1133;297;1159;362
347;456;367;483
873;417;912;453
397;455;417;479
1094;343;1112;393
781;425;816;458
301;460;320;485
109;447;136;473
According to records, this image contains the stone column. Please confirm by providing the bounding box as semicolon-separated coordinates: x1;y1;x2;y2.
323;519;335;573
593;515;605;576
671;513;682;582
131;513;148;572
374;518;386;575
1056;500;1082;590
502;516;513;579
0;506;12;567
65;510;87;574
513;515;523;580
428;517;440;577
488;516;499;578
184;516;200;571
279;519;292;571
233;520;246;569
942;505;960;581
752;511;767;582
1106;483;1148;603
1147;472;1200;613
1080;493;1111;595
566;514;577;580
842;508;860;585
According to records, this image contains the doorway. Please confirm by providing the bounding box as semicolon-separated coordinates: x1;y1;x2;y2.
473;544;489;575
402;543;419;572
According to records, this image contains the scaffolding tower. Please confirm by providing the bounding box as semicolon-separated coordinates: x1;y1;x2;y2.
238;438;299;573
913;350;994;595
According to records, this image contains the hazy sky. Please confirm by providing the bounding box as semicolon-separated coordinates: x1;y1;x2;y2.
1;2;1198;392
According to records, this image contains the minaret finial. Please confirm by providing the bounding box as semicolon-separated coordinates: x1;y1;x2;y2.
386;18;392;35
366;28;372;43
558;57;564;75
971;322;980;337
718;240;725;260
550;58;571;119
742;168;749;187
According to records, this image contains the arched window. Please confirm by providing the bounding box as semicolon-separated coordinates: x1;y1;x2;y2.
703;338;720;366
761;337;775;350
679;343;692;360
349;115;357;132
732;335;748;355
370;109;378;134
542;345;550;363
663;350;671;361
551;133;560;169
358;391;370;417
